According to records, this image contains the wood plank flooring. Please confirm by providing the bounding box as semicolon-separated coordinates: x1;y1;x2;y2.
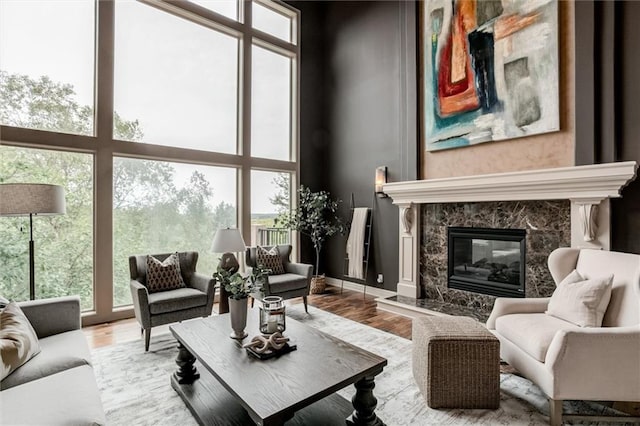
83;285;413;349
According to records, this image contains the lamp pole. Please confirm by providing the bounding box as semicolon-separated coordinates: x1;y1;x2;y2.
29;213;35;300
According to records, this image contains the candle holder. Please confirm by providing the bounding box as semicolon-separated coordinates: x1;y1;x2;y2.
259;296;286;335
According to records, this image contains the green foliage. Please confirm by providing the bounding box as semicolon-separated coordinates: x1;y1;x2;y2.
213;265;269;300
276;186;344;276
268;172;290;215
0;71;237;309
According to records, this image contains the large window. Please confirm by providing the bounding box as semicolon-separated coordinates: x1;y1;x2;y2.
250;170;291;246
0;0;298;324
253;1;294;43
113;158;237;306
0;146;94;310
251;45;292;161
0;0;96;135
114;0;239;152
190;0;238;21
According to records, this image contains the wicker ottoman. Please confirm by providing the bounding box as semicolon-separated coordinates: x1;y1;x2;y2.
412;315;500;409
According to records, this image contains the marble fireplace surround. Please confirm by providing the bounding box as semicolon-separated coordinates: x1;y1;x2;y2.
381;161;638;304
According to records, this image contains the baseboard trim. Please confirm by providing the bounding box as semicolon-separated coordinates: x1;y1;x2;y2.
325;276;397;299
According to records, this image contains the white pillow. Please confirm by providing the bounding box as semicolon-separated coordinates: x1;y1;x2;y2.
546;270;614;327
1;302;41;381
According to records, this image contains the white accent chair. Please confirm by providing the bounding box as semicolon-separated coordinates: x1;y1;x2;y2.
487;248;640;425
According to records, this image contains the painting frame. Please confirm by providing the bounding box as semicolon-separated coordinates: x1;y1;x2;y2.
420;0;560;152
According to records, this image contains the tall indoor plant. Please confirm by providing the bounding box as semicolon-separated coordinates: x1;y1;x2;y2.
277;186;344;293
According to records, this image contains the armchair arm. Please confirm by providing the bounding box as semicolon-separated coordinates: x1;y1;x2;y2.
190;272;216;312
130;280;151;329
486;297;550;329
18;296;81;338
285;262;313;279
545;326;640;400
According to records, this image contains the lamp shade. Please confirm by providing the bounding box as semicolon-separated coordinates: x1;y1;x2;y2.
211;228;246;253
0;183;66;216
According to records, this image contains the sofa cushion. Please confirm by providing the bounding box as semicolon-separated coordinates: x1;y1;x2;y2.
267;273;308;293
495;313;579;362
146;253;186;293
0;365;106;426
257;246;286;275
546;272;614;327
1;329;91;390
1;302;41;381
148;287;208;314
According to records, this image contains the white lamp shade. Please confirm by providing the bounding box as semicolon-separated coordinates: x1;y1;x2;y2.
0;183;66;216
211;228;246;253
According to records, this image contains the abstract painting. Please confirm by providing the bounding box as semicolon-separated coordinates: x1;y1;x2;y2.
422;0;559;151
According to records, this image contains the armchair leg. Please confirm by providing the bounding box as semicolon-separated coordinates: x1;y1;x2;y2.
144;328;151;352
303;296;308;313
549;398;563;426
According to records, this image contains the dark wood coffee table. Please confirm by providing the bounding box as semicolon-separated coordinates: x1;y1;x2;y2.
170;308;387;426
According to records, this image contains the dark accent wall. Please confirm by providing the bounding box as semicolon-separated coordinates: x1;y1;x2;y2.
575;1;640;254
290;1;418;290
292;0;639;292
290;1;328;267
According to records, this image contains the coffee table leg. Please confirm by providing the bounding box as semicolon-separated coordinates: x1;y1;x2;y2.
173;342;200;384
347;376;385;426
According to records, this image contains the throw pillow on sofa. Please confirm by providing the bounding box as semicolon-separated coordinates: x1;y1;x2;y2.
1;302;41;381
257;246;285;275
146;253;186;293
546;269;614;327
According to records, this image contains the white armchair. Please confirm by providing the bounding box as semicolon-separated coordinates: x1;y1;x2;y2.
487;247;640;425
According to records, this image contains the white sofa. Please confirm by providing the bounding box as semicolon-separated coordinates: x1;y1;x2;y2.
0;296;106;425
487;248;640;425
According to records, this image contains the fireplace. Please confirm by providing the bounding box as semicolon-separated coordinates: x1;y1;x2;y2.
448;227;526;298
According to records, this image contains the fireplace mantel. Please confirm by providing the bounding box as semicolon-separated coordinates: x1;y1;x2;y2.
383;161;638;205
381;161;638;299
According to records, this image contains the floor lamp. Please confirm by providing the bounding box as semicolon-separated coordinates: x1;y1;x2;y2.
0;183;66;300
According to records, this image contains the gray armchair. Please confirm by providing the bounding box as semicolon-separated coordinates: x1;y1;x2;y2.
129;251;216;351
246;245;313;313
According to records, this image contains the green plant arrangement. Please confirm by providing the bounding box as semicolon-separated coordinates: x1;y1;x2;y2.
213;264;270;300
277;186;345;279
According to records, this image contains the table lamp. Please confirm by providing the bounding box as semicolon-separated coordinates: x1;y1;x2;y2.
211;228;246;273
0;183;66;300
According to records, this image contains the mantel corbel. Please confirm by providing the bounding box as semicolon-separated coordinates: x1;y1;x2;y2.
570;197;606;244
399;203;414;235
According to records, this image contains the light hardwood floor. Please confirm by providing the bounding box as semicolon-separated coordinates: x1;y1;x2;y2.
82;285;413;349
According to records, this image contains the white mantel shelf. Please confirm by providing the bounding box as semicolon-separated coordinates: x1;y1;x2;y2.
382;161;639;300
383;161;638;205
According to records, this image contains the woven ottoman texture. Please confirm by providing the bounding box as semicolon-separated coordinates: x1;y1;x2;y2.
412;315;500;409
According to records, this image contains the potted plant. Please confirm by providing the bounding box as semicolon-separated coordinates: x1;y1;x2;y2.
277;186;345;294
213;266;269;339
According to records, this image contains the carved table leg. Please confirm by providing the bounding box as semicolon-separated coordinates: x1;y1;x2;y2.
347;376;385;426
173;342;200;384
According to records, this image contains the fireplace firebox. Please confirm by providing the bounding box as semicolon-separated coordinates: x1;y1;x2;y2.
447;227;526;298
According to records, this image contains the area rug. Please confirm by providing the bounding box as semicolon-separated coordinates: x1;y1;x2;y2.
92;305;627;425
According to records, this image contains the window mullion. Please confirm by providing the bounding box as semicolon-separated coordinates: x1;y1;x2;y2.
94;0;116;320
240;0;253;244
